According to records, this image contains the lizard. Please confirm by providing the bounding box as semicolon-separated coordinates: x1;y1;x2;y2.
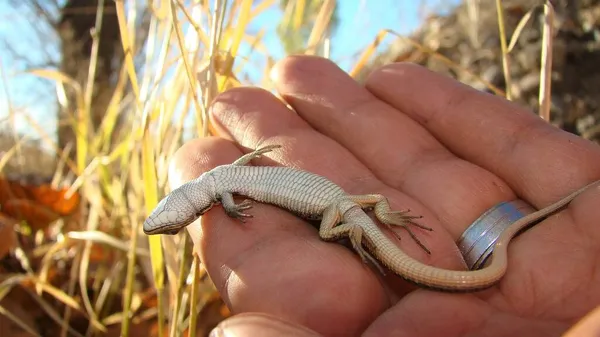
143;144;600;292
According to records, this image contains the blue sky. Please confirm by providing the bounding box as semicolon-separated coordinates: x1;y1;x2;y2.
0;0;456;140
331;0;438;69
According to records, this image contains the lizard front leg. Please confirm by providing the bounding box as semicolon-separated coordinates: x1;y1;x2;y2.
220;192;253;222
231;144;281;166
348;194;432;254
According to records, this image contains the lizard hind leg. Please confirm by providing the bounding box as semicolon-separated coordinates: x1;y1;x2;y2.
347;224;388;275
319;205;387;275
349;194;433;255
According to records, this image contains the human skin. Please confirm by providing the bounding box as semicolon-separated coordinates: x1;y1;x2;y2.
167;56;600;337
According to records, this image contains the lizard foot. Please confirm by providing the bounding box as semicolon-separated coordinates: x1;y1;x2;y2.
253;144;281;157
348;225;387;275
379;210;432;254
224;199;254;222
232;144;282;166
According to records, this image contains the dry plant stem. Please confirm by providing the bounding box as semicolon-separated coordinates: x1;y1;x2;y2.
83;0;105;120
170;0;206;138
74;0;115;318
142;127;166;337
0;60;24;168
60;246;82;337
115;0;140;96
306;0;336;55
170;236;192;337
188;256;201;337
79;207;106;333
495;0;513;100
204;0;225;135
508;8;535;52
0;304;39;337
538;1;554;121
122;212;141;337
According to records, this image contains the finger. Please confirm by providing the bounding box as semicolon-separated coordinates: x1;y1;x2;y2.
271;55;510;238
208;87;466;274
208;87;380;194
366;63;600;206
364;292;490;337
211;313;323;337
169;137;389;336
564;306;600;337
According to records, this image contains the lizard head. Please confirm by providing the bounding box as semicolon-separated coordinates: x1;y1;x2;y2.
143;174;216;235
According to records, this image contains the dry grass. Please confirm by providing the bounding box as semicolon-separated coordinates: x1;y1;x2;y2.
0;0;584;336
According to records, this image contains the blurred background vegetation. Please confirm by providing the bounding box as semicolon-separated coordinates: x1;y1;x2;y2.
0;0;598;336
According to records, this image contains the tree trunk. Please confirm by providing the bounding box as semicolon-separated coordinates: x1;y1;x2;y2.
57;0;122;168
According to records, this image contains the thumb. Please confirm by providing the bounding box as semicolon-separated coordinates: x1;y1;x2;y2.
210;313;322;337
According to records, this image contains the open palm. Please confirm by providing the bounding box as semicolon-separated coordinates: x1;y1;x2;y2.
170;56;600;337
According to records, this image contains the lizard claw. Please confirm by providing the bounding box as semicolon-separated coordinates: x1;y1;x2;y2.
237;199;253;210
385;210;431;231
225;200;254;222
379;210;433;255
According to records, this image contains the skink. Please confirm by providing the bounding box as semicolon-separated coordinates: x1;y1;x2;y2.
143;144;600;292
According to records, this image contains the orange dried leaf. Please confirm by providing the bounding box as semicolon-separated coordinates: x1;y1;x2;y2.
0;176;80;231
0;213;17;258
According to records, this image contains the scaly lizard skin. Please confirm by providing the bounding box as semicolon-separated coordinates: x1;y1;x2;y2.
143;144;600;292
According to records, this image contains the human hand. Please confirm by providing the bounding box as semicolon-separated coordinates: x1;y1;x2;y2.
168;56;600;336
